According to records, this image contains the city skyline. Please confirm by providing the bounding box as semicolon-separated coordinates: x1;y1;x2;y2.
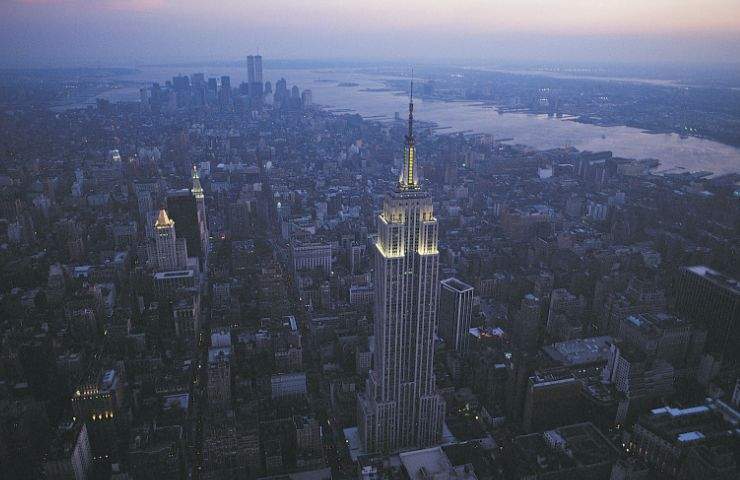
0;3;739;477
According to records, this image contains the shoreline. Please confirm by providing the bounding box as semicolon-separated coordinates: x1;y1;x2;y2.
35;70;740;177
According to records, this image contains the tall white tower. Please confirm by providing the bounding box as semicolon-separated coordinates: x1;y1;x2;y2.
191;165;209;273
358;80;445;453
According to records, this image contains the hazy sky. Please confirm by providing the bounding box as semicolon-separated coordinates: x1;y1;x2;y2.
1;0;740;67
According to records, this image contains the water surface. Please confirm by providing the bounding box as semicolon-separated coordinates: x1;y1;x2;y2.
87;66;740;176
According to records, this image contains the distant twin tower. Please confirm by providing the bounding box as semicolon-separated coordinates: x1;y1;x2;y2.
247;54;263;98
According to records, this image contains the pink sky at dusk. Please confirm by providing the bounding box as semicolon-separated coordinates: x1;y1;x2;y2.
2;0;739;66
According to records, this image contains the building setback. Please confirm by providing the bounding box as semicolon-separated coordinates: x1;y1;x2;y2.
358;84;445;453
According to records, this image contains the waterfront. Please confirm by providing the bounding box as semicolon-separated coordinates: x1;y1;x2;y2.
89;66;740;176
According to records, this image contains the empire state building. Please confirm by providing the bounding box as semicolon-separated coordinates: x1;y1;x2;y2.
358;82;445;453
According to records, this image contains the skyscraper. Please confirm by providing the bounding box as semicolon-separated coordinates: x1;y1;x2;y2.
675;266;739;366
149;209;188;272
513;294;542;353
220;75;231;92
254;55;262;84
247;55;254;83
166;193;198;255
191;166;209;272
219;75;231;107
358;82;445;453
166;166;209;272
439;277;474;353
247;54;263;98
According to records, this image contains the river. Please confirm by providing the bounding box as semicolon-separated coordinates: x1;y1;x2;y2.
84;66;740;176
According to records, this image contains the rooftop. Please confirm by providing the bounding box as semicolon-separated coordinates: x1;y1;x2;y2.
441;277;474;293
154;270;194;280
624;312;686;335
543;336;613;366
514;422;619;477
685;265;740;295
641;401;738;446
208;346;231;363
399;446;477;480
211;329;232;348
162;393;189;411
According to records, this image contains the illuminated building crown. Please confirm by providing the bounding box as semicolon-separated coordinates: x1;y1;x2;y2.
399;74;420;190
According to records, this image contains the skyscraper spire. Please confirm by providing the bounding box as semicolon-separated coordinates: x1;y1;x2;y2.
399;69;419;190
191;165;204;199
407;69;414;144
359;67;444;454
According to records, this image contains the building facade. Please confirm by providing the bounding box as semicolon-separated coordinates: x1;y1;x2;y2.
675;266;739;366
271;372;308;399
44;422;92;480
207;332;231;408
358;85;445;453
292;241;332;274
165;166;209;272
439;277;474;353
247;54;263;98
148;209;188;272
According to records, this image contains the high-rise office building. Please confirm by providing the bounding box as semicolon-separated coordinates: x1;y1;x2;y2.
546;288;586;341
148;209;188;272
166;193;198;254
219;76;231;106
254;55;262;83
191;72;205;87
301;89;313;107
191;166;208;268
247;54;263;98
44;421;92;480
507;295;543;424
358;83;445;453
247;55;255;83
513;294;542;353
439;277;474;353
166;166;209;271
675;266;739;366
220;75;231;92
602;341;675;422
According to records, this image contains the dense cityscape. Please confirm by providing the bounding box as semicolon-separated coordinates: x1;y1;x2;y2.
0;45;739;480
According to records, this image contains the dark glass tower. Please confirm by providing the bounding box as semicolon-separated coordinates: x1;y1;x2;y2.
166;167;209;271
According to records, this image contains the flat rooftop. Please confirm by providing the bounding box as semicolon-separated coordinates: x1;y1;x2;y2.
211;329;231;348
624;312;686;335
163;393;189;411
154;269;194;280
642;402;736;445
514;422;619;477
685;265;740;294
399;447;458;480
208;346;230;363
442;277;474;293
543;336;613;366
